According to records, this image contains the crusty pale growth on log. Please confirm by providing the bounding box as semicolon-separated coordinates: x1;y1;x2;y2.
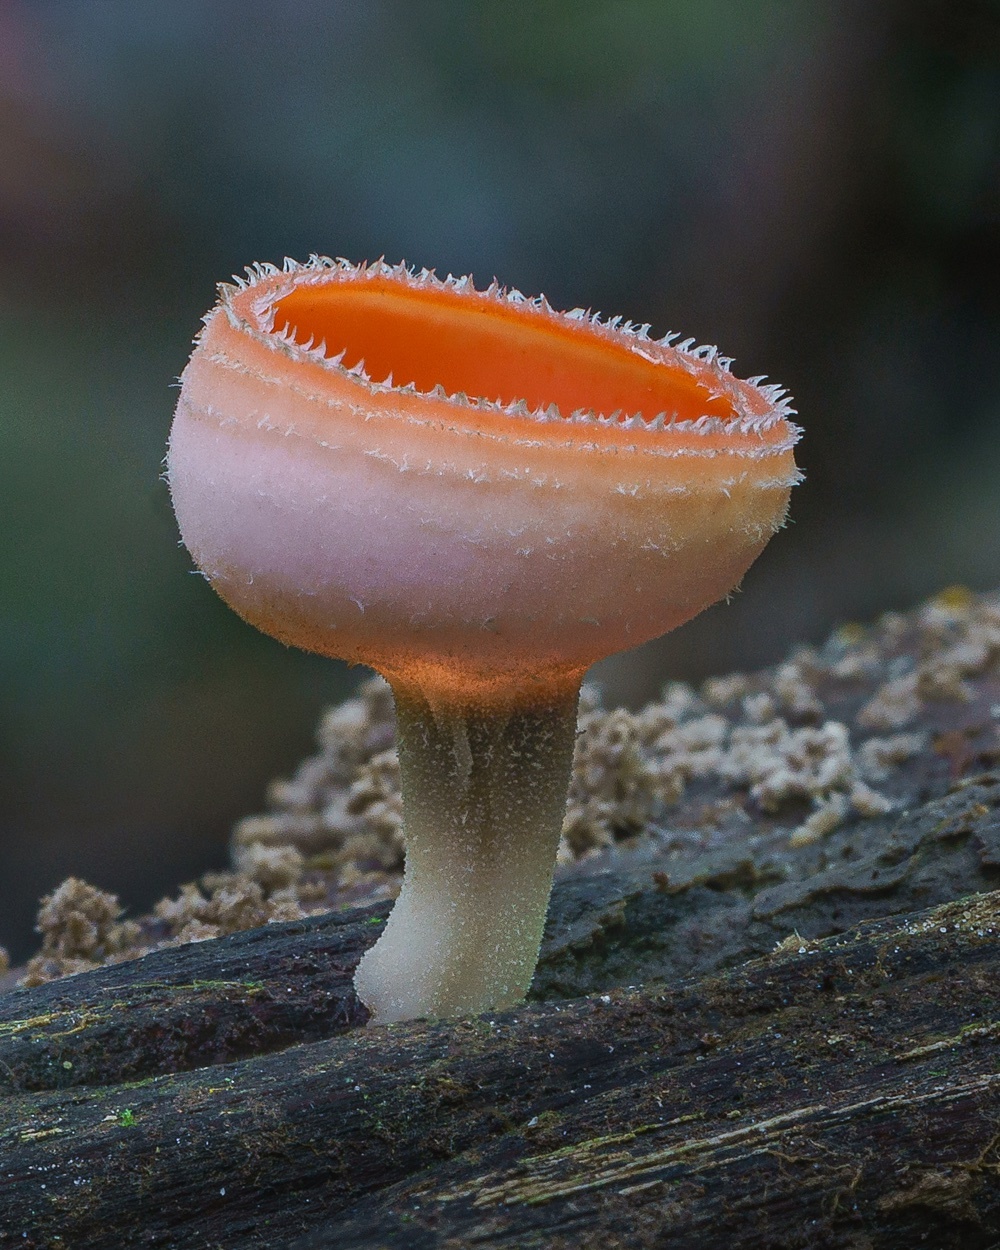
20;878;143;987
230;585;996;879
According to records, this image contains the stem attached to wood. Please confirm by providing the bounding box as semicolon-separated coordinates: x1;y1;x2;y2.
354;678;582;1023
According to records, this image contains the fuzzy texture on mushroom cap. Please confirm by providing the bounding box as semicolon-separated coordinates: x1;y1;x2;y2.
167;257;801;708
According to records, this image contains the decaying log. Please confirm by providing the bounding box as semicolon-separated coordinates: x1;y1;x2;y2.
0;905;376;1095
3;873;1000;1246
534;772;1000;1000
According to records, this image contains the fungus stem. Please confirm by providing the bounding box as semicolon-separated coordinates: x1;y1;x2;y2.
354;678;582;1023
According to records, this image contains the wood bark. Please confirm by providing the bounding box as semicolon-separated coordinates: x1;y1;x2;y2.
3;775;1000;1248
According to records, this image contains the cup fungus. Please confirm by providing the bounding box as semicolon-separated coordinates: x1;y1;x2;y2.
167;256;801;1023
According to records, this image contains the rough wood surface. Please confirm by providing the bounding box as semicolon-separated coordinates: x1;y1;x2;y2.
2;896;1000;1248
4;818;1000;1246
535;773;1000;1000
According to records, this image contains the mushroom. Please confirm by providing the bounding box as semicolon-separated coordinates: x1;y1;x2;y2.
167;256;801;1023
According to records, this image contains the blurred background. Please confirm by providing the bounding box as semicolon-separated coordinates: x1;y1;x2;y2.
1;0;998;958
